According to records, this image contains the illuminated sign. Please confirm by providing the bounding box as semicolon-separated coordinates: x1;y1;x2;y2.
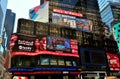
80;48;107;67
13;76;28;79
10;34;36;52
106;53;120;71
9;67;77;72
10;34;79;58
52;13;76;28
53;8;83;17
12;71;80;75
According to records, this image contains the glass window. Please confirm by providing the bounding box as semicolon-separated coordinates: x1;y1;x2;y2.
72;61;77;67
24;59;30;67
41;58;49;65
50;58;57;65
66;60;72;66
58;59;65;66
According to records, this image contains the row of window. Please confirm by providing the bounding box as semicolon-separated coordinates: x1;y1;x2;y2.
11;56;79;68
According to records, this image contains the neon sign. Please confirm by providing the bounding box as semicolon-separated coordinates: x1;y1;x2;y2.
53;8;83;17
9;67;77;72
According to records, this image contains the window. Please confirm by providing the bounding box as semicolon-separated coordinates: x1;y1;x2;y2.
58;59;65;66
66;60;72;66
72;61;77;67
50;58;57;65
41;58;49;65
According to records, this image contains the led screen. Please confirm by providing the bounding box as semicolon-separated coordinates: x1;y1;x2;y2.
76;18;92;32
106;53;120;71
10;34;36;52
91;52;106;65
46;36;71;52
52;13;76;28
80;48;107;66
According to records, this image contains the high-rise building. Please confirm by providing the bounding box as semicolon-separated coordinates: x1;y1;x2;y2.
30;0;103;34
0;0;8;54
97;0;120;32
9;0;120;79
0;0;8;36
4;9;16;49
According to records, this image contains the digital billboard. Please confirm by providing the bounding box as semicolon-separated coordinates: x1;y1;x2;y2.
10;34;36;52
52;13;76;28
106;53;120;71
80;48;107;67
76;18;93;32
46;36;71;52
10;34;79;57
53;8;83;17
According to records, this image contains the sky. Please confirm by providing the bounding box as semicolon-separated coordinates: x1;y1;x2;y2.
7;0;40;33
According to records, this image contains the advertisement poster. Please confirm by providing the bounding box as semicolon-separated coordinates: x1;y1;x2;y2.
52;13;76;28
76;18;93;32
29;1;49;23
10;34;79;58
106;53;120;71
10;34;36;52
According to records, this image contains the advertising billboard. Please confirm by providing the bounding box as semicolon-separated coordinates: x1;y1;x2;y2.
52;13;76;28
52;13;93;32
46;36;71;52
80;48;107;67
46;36;78;54
10;33;36;52
53;8;83;18
29;1;49;22
10;34;79;57
106;53;120;71
76;18;93;32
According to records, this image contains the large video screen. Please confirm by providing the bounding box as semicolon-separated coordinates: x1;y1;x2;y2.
80;48;107;66
10;33;36;52
106;53;120;71
46;36;71;52
91;51;106;65
76;18;92;32
52;13;76;28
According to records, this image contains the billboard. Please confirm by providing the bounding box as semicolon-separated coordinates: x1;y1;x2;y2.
46;36;71;52
106;53;120;71
53;8;83;18
80;48;107;67
52;13;76;28
29;1;49;22
76;18;93;32
10;33;36;52
10;34;79;57
52;13;93;32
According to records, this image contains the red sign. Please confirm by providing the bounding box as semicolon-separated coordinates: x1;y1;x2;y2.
10;34;79;58
53;8;83;17
106;53;120;71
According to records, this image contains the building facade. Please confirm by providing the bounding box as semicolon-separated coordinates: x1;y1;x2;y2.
8;0;120;79
97;0;120;32
0;0;8;54
4;9;16;49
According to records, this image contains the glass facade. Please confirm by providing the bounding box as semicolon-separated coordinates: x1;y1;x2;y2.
97;0;120;31
4;9;16;49
0;0;8;36
113;22;120;51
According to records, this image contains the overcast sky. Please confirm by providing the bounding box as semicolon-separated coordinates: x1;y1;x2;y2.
7;0;40;32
